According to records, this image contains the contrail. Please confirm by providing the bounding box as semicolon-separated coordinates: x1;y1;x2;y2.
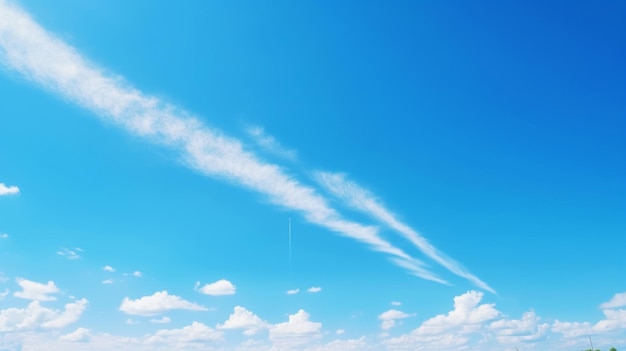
316;171;495;293
0;0;447;284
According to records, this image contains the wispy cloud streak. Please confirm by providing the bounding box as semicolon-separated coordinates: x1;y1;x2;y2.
0;1;441;283
246;125;297;161
315;171;494;293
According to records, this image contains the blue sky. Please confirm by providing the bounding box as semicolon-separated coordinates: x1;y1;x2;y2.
0;0;625;350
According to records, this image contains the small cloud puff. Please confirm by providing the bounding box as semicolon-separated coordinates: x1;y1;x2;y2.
286;289;300;295
378;309;412;330
0;183;19;196
57;248;82;260
150;316;171;324
101;280;113;285
133;271;142;278
103;265;115;272
195;279;235;296
0;233;8;239
307;287;322;293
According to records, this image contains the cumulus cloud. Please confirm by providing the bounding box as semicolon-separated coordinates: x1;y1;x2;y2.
57;248;82;260
385;291;500;350
269;309;322;349
119;291;207;316
133;271;142;278
600;292;626;309
217;306;269;335
0;183;19;195
0;298;88;331
551;291;626;340
59;327;92;342
489;311;549;344
195;279;236;296
0;0;434;283
379;309;411;330
103;265;115;272
287;288;300;295
14;278;60;301
307;287;322;293
315;172;494;292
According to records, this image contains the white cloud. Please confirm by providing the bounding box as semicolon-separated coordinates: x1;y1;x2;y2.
3;323;225;351
57;247;81;260
315;172;494;292
0;298;87;331
489;311;549;344
119;291;207;316
0;288;8;300
101;279;113;285
103;265;115;272
0;0;429;282
60;327;92;342
41;299;89;328
0;183;19;195
269;309;322;349
307;287;322;293
287;288;300;295
379;309;411;321
246;125;297;161
145;321;223;344
551;291;626;340
379;309;411;330
601;292;626;309
217;306;269;335
336;329;345;335
391;301;402;306
0;233;8;239
133;271;142;278
14;278;60;301
385;291;500;350
195;279;236;296
150;316;171;324
418;291;499;333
